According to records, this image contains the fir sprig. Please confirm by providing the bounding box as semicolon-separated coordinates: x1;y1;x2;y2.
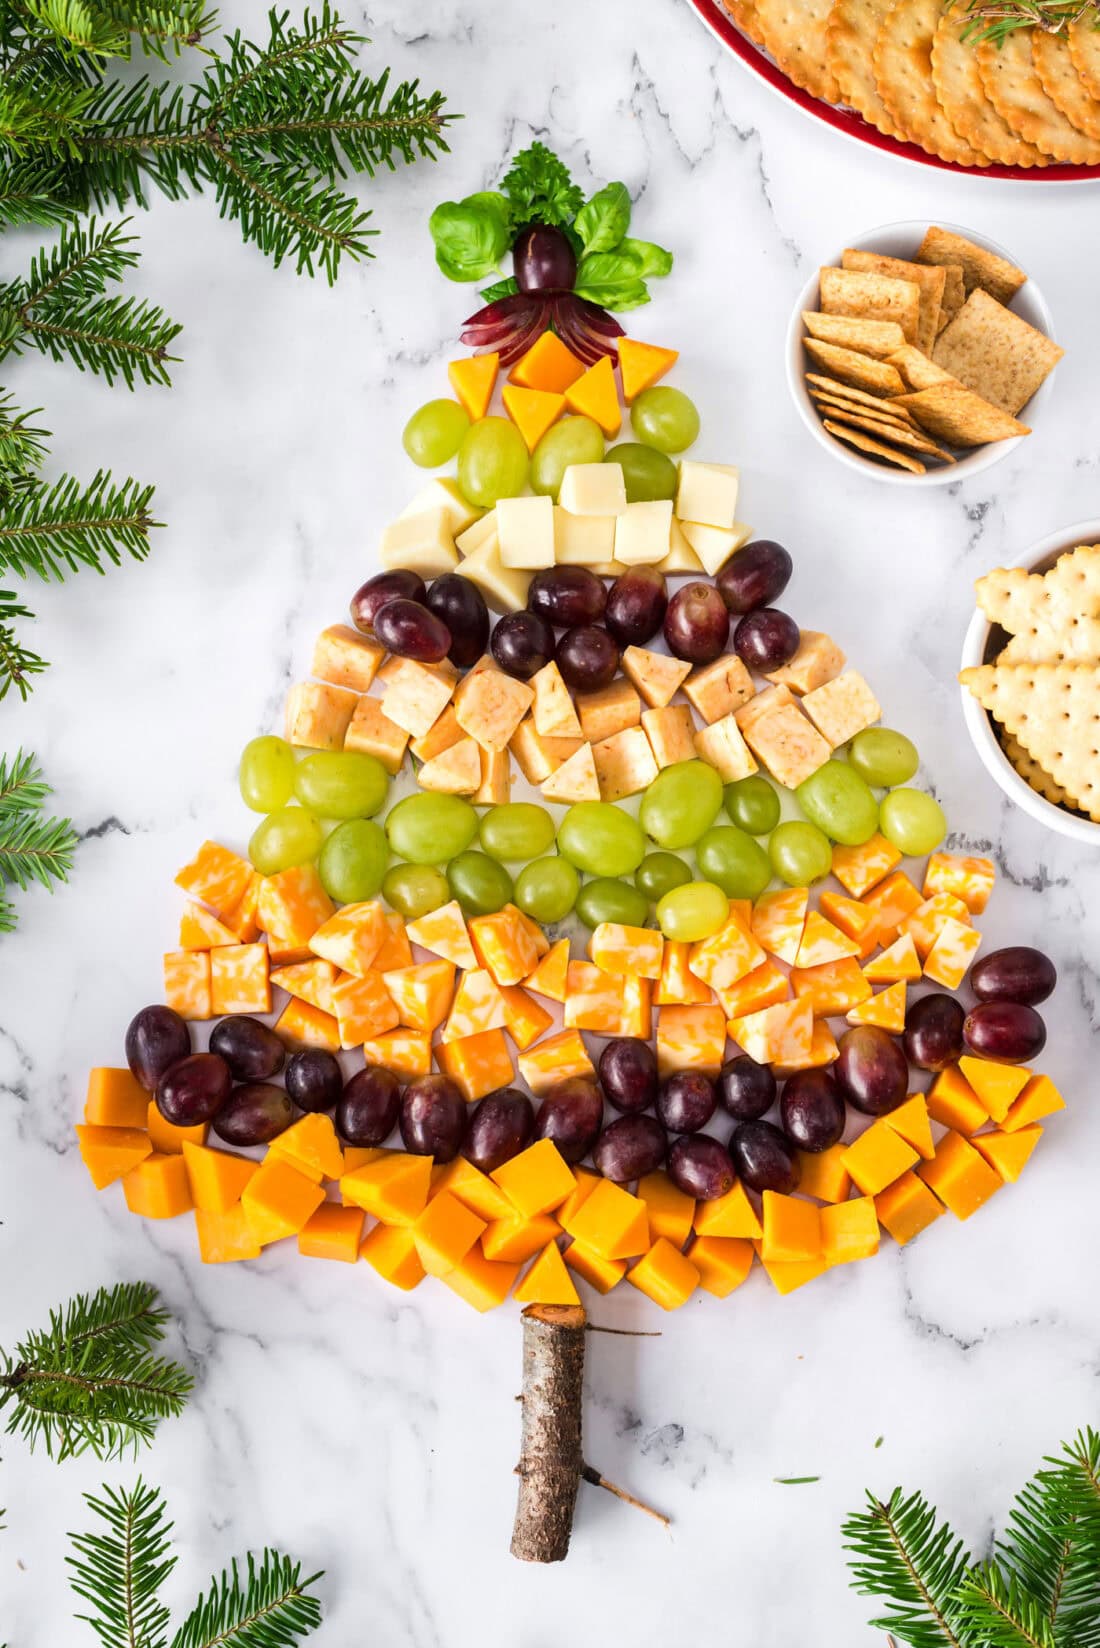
843;1488;971;1648
0;1280;192;1458
952;0;1098;42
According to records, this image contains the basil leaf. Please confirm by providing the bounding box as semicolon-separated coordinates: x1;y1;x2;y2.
619;237;673;279
574;181;631;254
429;194;511;282
574;250;650;311
480;276;518;302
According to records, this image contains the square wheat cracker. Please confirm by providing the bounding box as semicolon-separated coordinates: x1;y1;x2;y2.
805;372;917;421
802;312;907;358
822;419;927;474
819;267;921;343
931;289;1062;417
916;226;1026;307
820;406;953;461
841;249;947;355
893;386;1029;446
804;339;905;396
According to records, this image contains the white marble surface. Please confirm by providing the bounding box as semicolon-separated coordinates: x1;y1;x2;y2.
3;1;1100;1641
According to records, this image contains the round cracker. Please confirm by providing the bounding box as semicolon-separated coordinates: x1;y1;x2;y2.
1001;733;1072;809
873;0;988;166
1031;28;1100;140
718;0;769;49
976;31;1100;162
931;13;1049;166
825;0;905;137
754;0;841;104
1069;17;1100;102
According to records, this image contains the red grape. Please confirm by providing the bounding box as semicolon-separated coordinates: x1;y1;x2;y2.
400;1075;466;1162
903;993;965;1072
668;1135;735;1200
598;1038;658;1114
970;946;1056;1007
729;1119;800;1193
125;1005;191;1091
593;1114;667;1181
466;1088;535;1172
604;568;668;646
337;1066;400;1145
733;607;800;672
657;1071;716;1133
535;1077;604;1165
715;540;792;615
285;1049;342;1113
528;567;607;629
155;1052;231;1127
556;625;620;692
212;1082;294;1146
350;570;426;634
835;1026;908;1115
717;1054;776;1120
209;1016;285;1083
664;582;730;663
373;598;451;664
963;1001;1046;1064
425;574;489;669
779;1069;845;1151
491;610;556;680
514;224;577;292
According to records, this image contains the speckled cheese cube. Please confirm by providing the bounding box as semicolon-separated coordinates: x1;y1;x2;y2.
643;705;697;769
552;505;618;567
509;717;582;783
577;679;641;745
378;657;456;740
454;665;534;752
311;625;384;694
399;476;481;537
693;712;759;782
613;499;673;565
379;506;458;578
621;646;692;709
592;726;659;801
683;654;755;723
677;519;753;576
766;630;846;695
285;681;358;750
801;669;881;746
497;494;556;569
675;460;740;529
531;661;582;739
740;699;831;788
540;742;599;802
558;462;627;516
342;696;409;772
735;684;797;736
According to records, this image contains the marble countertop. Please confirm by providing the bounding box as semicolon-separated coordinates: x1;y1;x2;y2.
3;1;1099;1642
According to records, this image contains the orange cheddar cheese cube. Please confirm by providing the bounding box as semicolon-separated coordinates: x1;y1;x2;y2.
729;999;813;1068
656;1004;728;1077
195;1203;262;1264
241;1158;325;1245
617;337;678;401
469;907;539;987
442;1248;520;1311
210;944;270;1016
862;933;922;983
518;1029;594;1095
556;1167;600;1229
818;890;878;953
449;350;499;418
376;914;414;976
147;1102;205;1156
435;1027;513;1102
923;918;982;990
831;834;902;899
382;960;455;1034
123;1152;194;1220
902;894;972;960
882;1093;934;1160
564;353;621;437
182;1141;258;1212
499;984;553;1050
928;1070;987;1140
796;1144;851;1204
923;851;995;915
163;949;212;1020
773;1018;839;1077
791;956;870;1017
841;1119;919;1197
692;1179;762;1239
511;331;584;393
561;1178;649;1261
756;1248;829;1295
655;940;714;1006
481;1212;560;1265
620;974;652;1040
221;873;261;943
286;680;358;749
750;888;808;965
276;997;341;1052
341;1151;432;1223
971;1124;1042;1183
178;901;239;950
360;1030;432;1080
270;958;338;1016
297;1202;364;1262
406;900;477;969
310;900;387;976
265;937;313;967
431;1156;513;1222
861;872;923;945
689;1235;754;1297
565;1241;627;1294
75;1123;152;1190
958;1056;1031;1123
514;1241;581;1306
331;969;399;1048
442;968;507;1042
413;1190;487;1277
688;910;765;992
175;840;253;919
84;1067;148;1130
507;903;550;960
918;1130;1003;1219
875;1170;945;1246
1003;1073;1065;1132
564;961;625;1033
794;911;860;969
344;1147;384;1175
589;922;664;980
761;1191;821;1262
502;382;566;452
360;1222;425;1290
820;1196;879;1264
258;865;334;949
628;1238;699;1310
268;1113;344;1182
637;1172;695;1248
491;1138;575;1219
846;981;907;1034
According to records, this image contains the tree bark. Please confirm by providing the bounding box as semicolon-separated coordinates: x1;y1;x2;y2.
510;1303;586;1564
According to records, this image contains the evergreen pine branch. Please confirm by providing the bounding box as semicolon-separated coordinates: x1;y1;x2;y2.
14;288;182;385
1032;1430;1100;1648
0;746;51;812
0;468;158;581
0;585;46;699
0;799;76;891
0;395;50;478
842;1489;972;1648
100;2;217;60
208;148;372;280
169;1550;323;1648
68;1480;175;1648
0;156;75;223
18;2;131;59
953;1564;1055;1648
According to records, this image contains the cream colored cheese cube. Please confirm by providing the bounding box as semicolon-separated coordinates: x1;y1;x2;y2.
399;477;482;537
801;669;881;746
558;462;627;517
677;519;753;578
592;726;659;802
380;506;458;578
497;494;556;570
456;509;498;558
541;742;600;803
656;517;704;574
693;712;759;782
531;660;582;739
380;658;456;740
675;461;740;530
614;499;673;566
553;506;618;569
643;705;697;769
454;537;532;613
767;630;847;696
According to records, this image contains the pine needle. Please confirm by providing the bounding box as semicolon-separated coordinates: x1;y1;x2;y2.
951;0;1097;42
68;1479;176;1648
0;469;158;580
842;1488;971;1648
170;1550;323;1648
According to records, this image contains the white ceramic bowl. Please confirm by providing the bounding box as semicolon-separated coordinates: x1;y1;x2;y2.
959;520;1100;846
785;220;1058;488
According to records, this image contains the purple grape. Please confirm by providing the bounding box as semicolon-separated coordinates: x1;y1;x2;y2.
466;1088;535;1172
284;1049;343;1113
491;610;556;680
209;1016;285;1083
730;1119;800;1194
513;224;577;293
598;1038;658;1114
555;625;620;692
155;1053;231;1127
717;1054;776;1120
337;1066;400;1146
664;582;730;664
668;1135;736;1200
970;947;1056;1007
212;1082;294;1146
424;574;490;669
536;1077;604;1165
834;1026;909;1116
400;1075;467;1162
350;569;426;634
715;541;792;615
527;566;607;629
733;607;800;673
963;1001;1046;1064
657;1071;716;1134
373;598;451;664
604;568;668;647
903;993;965;1073
593;1114;667;1181
125;1004;191;1092
779;1069;845;1152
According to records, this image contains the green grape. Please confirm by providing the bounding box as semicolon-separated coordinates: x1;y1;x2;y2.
515;856;579;924
319;819;388;902
383;863;450;919
457;416;529;507
385;793;478;865
479;802;556;862
248;806;323;874
239;735;296;814
635;851;691;902
656;880;729;942
447;850;514;916
604;442;678;502
696;825;772;899
725;774;781;836
639;760;723;850
575;877;649;930
402;398;470;467
631;386;700;454
531;416;604;499
769;820;832;887
557;802;646;877
849;728;919;788
292;751;389;821
795;761;879;847
879;788;947;856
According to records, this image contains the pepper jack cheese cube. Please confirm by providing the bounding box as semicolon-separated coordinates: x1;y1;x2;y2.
531;661;582;739
613;499;673;565
454;534;533;613
677;519;753;577
163;949;211;1020
682;654;755;723
766;630;846;696
840;1119;919;1197
693;712;758;782
875;1170;945;1246
491;1138;575;1219
211;944;270;1016
379;505;458;578
643;705;697;770
436;1027;514;1102
730;998;813;1067
564;961;626;1033
675;460;740;530
541;742;599;802
176;840;254;919
285;681;358;750
628;1238;699;1310
416;736;481;795
518;1029;594;1095
656;1004;728;1077
311;624;384;693
454;663;533;753
406;900;476;969
923;917;982;990
801;669;881;746
917;1130;1003;1220
622;646;692;709
830;833;902;898
552;505;618;569
558;461;627;516
576;679;641;745
399;475;482;537
592;726;658;802
923;851;995;915
342;695;409;772
509;716;582;783
590;922;664;980
740;697;830;788
496;494;556;570
380;656;456;741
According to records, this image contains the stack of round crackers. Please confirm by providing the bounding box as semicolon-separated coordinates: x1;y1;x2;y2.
721;0;1100;168
960;545;1100;823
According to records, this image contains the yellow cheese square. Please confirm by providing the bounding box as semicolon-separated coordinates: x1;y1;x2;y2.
614;499;673;565
562;1177;650;1260
455;535;533;613
552;504;618;568
875;1170;945;1246
761;1191;821;1261
840;1119;919;1197
379;505;458;578
796;1144;851;1204
692;1179;762;1239
675;460;740;530
677;518;753;577
637;1172;695;1247
497;494;556;570
559;462;627;516
360;1222;425;1290
400;475;482;537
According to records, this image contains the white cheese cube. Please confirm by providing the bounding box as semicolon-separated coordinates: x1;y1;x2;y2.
656;516;704;574
677;519;753;578
613;499;673;566
454;537;532;613
456;509;497;558
497;494;556;570
399;477;482;537
675;461;740;530
553;505;618;569
558;462;627;517
380;507;458;578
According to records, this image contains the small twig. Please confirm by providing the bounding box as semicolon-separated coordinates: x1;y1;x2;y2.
581;1463;671;1528
585;1324;662;1338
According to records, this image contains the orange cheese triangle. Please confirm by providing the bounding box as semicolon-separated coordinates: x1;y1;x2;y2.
846;980;907;1033
501;382;566;452
958;1056;1031;1123
523;937;570;1003
862;932;922;983
818;889;878;956
510;331;584;393
617;337;679;401
514;1239;581;1305
564;354;622;437
970;1124;1042;1183
179;901;240;949
447;352;498;421
881;1092;934;1160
